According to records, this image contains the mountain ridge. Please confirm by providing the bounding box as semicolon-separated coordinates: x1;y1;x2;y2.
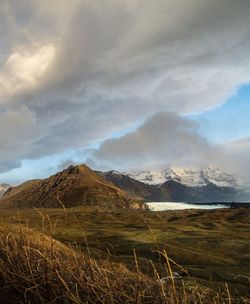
1;166;249;206
101;167;249;203
127;166;239;188
0;165;144;209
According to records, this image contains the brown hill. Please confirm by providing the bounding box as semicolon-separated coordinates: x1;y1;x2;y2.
3;179;41;197
0;165;144;209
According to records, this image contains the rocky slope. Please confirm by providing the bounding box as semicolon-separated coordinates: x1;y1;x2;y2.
99;170;165;201
0;165;144;209
159;180;238;203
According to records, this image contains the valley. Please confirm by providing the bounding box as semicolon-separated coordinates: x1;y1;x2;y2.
0;164;249;302
1;205;249;298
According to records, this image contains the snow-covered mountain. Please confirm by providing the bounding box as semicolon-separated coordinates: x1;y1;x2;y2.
0;183;10;197
100;167;250;202
128;167;239;188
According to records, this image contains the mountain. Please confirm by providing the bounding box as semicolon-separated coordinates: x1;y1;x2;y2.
128;167;238;188
0;183;10;197
0;165;144;209
159;180;238;203
101;167;249;203
99;170;167;201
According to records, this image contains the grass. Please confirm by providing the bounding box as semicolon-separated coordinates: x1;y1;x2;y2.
0;206;249;303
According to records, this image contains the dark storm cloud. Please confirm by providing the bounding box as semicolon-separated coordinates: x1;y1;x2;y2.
0;160;21;173
57;159;76;171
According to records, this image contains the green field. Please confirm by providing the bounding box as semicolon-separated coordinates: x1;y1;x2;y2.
1;206;250;297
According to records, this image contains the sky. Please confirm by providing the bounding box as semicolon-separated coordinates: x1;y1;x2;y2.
0;0;250;185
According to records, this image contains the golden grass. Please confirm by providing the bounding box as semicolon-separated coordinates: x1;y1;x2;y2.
0;217;248;304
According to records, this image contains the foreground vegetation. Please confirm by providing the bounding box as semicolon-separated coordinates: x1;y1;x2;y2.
0;206;249;303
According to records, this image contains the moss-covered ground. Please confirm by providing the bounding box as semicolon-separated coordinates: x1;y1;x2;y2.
1;206;249;296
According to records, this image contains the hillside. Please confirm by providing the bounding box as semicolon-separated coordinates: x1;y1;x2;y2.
0;206;249;301
3;179;41;197
100;170;168;201
0;218;240;304
159;180;238;203
100;170;240;203
0;165;144;209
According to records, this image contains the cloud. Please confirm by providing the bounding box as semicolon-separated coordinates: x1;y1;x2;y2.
92;112;216;169
218;138;250;180
0;160;21;174
0;106;43;162
0;44;55;96
0;0;250;173
92;111;250;181
57;159;76;171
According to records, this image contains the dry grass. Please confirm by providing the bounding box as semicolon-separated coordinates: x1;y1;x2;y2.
0;220;248;304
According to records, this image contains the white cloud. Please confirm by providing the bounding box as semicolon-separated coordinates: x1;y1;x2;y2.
0;106;43;160
92;112;250;181
0;44;55;96
0;0;250;174
93;112;216;170
218;138;250;180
